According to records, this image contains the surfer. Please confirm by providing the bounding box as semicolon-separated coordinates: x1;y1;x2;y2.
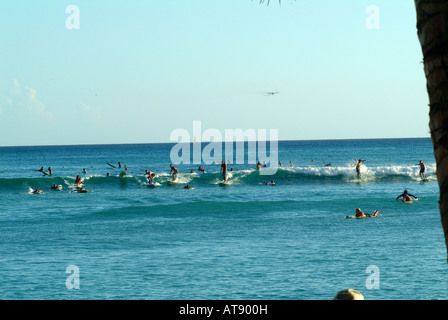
356;159;366;176
183;185;193;189
396;190;418;202
145;170;155;183
31;188;44;194
278;161;282;167
289;161;294;167
50;184;61;190
71;187;88;193
355;208;380;218
74;175;83;187
36;166;45;173
256;161;261;171
169;164;178;181
264;180;276;186
198;166;206;173
220;161;227;182
48;167;52;176
416;160;426;179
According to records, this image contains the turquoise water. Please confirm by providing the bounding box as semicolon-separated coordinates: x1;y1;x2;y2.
0;138;447;300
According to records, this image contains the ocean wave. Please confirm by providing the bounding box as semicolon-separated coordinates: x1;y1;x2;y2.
0;164;436;191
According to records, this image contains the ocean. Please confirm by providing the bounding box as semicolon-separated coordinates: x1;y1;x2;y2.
0;138;447;300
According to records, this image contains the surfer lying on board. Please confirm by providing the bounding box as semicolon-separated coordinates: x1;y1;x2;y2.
396;190;418;202
71;187;88;193
355;208;380;218
264;180;276;186
169;164;178;181
31;188;44;194
183;185;193;189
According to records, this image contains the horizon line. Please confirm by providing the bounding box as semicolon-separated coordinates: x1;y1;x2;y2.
0;136;431;148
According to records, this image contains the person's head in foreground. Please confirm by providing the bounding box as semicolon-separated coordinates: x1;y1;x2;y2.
333;288;364;300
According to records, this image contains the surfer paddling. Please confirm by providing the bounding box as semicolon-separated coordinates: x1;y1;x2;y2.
396;190;418;202
355;208;380;218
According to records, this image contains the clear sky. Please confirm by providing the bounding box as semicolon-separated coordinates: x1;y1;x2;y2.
0;0;429;146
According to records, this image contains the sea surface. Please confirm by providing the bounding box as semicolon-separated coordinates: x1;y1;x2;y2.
0;138;447;300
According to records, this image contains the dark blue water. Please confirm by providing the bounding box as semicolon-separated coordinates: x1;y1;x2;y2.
0;138;447;299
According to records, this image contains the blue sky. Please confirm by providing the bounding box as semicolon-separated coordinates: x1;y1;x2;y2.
0;0;429;146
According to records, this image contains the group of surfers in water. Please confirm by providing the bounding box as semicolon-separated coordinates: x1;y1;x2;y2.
31;161;427;211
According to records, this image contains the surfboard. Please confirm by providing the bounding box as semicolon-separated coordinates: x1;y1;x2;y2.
219;181;229;186
146;181;156;188
119;171;127;177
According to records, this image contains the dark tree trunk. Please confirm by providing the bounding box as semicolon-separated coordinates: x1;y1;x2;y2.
415;0;448;260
